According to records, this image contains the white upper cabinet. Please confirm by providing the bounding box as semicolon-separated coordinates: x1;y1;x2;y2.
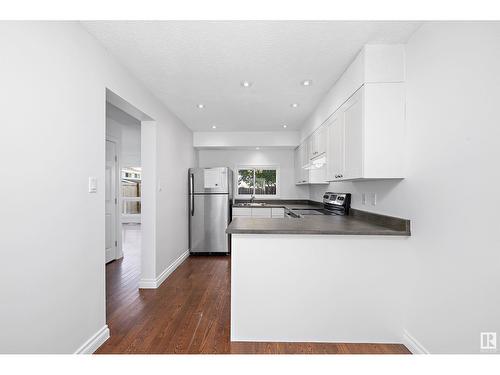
300;142;309;169
326;111;344;180
297;44;407;183
295;144;309;184
326;83;405;181
308;124;328;160
342;88;363;180
294;146;301;184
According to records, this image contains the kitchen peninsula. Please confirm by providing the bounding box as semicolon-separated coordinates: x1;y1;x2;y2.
227;203;411;344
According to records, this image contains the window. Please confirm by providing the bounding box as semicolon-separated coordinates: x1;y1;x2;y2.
237;167;279;197
121;167;141;223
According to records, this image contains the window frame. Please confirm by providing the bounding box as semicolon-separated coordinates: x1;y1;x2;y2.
235;165;280;199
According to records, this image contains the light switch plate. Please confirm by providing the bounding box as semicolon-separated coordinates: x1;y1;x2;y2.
88;177;97;193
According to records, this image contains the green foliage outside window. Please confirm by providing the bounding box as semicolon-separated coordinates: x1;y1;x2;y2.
238;168;277;196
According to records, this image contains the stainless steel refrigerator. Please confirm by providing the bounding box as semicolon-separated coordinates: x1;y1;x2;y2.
189;167;233;254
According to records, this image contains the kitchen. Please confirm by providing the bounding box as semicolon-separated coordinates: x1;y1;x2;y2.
189;43;412;345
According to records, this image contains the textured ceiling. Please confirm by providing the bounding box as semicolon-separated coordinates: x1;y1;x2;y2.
82;21;421;132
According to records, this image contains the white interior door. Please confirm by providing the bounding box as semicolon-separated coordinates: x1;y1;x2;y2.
105;140;117;263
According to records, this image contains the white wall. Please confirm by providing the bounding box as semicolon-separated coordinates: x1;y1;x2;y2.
0;22;195;353
106;103;141;167
310;22;500;353
198;149;309;199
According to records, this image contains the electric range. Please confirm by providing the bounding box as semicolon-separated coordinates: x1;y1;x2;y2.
291;192;351;217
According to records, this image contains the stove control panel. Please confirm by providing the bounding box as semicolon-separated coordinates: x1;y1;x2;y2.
323;192;351;214
323;193;349;206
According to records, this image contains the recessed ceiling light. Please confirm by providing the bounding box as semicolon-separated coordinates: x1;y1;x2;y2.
291;103;299;108
197;104;205;109
211;125;217;129
301;79;312;86
240;81;253;88
256;147;260;150
283;125;288;128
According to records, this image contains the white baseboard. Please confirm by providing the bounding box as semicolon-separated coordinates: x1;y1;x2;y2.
138;250;189;289
402;329;429;354
75;325;110;354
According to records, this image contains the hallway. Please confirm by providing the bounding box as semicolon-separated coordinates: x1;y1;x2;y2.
98;235;410;354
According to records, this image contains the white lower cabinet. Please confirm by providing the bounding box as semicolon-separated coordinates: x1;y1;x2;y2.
232;206;285;219
271;208;285;218
232;207;252;217
251;208;272;217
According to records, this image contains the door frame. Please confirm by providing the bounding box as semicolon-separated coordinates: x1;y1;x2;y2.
105;88;157;288
105;135;123;261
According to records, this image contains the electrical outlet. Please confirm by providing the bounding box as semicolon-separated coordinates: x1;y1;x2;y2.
361;193;366;205
371;193;377;206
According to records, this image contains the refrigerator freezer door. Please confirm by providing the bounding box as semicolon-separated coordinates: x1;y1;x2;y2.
189;167;229;194
189;194;229;253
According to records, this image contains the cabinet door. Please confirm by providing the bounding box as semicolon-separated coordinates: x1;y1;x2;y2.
343;88;364;179
316;125;327;156
251;208;272;217
233;207;252;217
294;147;302;184
301;159;309;184
326;111;344;181
306;136;315;161
309;133;318;159
301;142;310;183
300;142;309;169
271;208;285;218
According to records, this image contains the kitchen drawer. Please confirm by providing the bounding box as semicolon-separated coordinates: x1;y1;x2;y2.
232;207;252;216
271;207;285;218
251;207;272;217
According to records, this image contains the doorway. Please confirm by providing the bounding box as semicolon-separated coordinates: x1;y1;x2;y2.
105;99;142;263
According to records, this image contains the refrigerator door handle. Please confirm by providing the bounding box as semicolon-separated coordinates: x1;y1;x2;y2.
190;173;195;216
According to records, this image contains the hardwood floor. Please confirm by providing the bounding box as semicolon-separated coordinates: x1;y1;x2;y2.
97;231;410;354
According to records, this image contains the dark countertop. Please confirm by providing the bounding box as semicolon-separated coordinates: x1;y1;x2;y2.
228;201;411;236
